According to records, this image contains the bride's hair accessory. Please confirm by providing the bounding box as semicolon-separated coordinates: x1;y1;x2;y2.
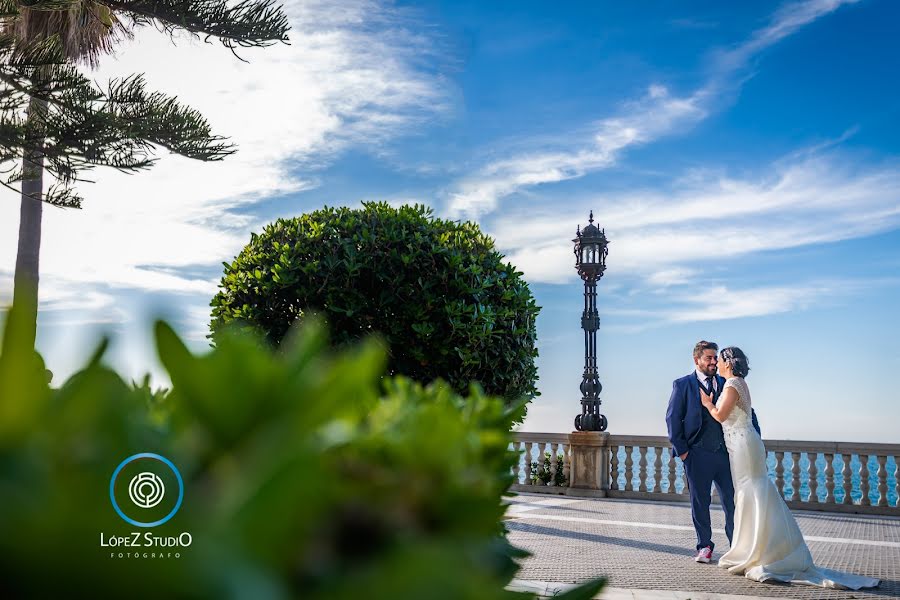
721;346;750;378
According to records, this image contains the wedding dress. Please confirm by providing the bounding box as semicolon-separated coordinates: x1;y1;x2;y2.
718;377;880;589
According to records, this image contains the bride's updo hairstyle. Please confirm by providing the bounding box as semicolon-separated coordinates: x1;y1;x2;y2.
721;346;750;378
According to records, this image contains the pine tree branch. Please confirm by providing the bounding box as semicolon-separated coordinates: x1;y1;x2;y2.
2;35;235;187
0;1;267;207
104;0;290;48
103;74;234;160
0;176;82;207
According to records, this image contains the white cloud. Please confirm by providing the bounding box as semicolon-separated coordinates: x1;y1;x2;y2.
646;268;699;288
713;0;861;73
606;275;898;331
448;85;707;217
491;151;900;285
663;284;827;322
0;0;452;307
179;305;214;343
446;0;858;218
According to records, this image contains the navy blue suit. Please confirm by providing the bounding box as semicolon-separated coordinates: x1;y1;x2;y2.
665;372;761;551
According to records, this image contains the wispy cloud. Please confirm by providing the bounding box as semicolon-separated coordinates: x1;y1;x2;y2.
446;0;859;218
448;85;707;217
488;149;900;284
664;283;828;323
712;0;861;74
594;274;900;334
616;275;899;331
646;268;699;289
0;0;452;308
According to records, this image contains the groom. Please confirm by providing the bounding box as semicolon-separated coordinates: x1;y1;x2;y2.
665;340;760;564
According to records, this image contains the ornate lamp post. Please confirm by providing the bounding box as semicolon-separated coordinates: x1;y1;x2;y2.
573;210;609;432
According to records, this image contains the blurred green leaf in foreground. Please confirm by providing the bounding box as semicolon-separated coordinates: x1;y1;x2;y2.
0;299;604;599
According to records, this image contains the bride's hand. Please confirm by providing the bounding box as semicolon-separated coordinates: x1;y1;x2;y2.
700;388;714;408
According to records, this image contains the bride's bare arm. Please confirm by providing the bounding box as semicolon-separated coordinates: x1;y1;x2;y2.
700;387;737;423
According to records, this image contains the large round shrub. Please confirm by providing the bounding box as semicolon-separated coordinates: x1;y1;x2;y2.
210;202;541;405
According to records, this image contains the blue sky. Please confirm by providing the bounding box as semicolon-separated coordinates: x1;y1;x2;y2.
1;0;899;442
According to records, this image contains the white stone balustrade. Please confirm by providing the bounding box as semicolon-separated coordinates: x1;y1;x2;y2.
510;432;900;516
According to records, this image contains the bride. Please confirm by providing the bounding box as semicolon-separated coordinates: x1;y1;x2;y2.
699;347;879;590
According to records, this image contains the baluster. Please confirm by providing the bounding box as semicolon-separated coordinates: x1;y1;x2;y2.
609;445;620;491
667;452;677;494
512;441;522;484
532;442;547;485
638;446;648;492
791;452;802;502
524;442;533;485
653;447;663;493
624;446;634;492
877;455;888;507
680;455;690;495
893;456;899;508
549;443;559;487
842;454;853;505
562;444;571;486
824;453;835;504
775;452;785;498
807;452;819;503
860;454;871;506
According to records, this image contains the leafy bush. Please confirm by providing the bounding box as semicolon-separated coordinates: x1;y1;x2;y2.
209;202;541;409
530;452;567;487
0;301;602;599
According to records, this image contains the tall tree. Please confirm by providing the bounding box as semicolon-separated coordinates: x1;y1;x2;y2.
0;0;290;347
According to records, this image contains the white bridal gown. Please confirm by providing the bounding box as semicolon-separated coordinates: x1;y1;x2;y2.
718;377;880;590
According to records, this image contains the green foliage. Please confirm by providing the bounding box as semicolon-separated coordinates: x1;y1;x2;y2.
210;202;542;409
104;0;291;49
0;34;236;207
530;452;567;487
0;304;603;599
0;0;289;207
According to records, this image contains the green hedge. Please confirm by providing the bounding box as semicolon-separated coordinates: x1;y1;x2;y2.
210;202;540;408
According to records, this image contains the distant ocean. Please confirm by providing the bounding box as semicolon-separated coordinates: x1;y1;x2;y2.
613;448;899;506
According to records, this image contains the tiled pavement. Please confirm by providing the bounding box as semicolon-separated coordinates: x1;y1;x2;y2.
504;493;900;599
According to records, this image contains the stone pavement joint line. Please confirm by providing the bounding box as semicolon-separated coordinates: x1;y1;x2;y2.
509;579;797;599
504;493;899;600
512;514;900;549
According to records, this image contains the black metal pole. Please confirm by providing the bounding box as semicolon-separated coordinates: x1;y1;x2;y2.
573;214;608;432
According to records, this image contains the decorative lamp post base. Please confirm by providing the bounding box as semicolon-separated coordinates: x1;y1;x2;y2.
574;412;608;432
567;431;610;495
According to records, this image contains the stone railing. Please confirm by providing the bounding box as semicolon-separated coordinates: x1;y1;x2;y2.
510;432;900;516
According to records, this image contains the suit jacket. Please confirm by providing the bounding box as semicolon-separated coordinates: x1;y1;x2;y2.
665;372;761;457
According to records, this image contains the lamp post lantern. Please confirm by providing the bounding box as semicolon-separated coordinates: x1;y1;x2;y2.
573;210;609;432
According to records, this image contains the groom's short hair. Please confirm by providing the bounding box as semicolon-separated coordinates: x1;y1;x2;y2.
693;340;718;359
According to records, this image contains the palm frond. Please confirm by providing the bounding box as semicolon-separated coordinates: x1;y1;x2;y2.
3;0;131;67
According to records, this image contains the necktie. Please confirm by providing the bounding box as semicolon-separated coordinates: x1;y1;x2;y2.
705;376;715;400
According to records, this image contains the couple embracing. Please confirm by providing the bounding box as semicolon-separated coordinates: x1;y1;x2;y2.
666;340;879;590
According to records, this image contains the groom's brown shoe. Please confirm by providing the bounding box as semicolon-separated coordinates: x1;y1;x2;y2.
694;546;712;563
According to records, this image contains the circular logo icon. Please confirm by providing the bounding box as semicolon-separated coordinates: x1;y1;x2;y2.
110;453;183;527
128;472;166;508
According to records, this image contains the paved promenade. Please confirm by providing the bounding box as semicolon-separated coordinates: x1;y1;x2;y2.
505;493;899;599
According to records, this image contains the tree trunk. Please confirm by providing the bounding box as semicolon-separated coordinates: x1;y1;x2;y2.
12;97;47;350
